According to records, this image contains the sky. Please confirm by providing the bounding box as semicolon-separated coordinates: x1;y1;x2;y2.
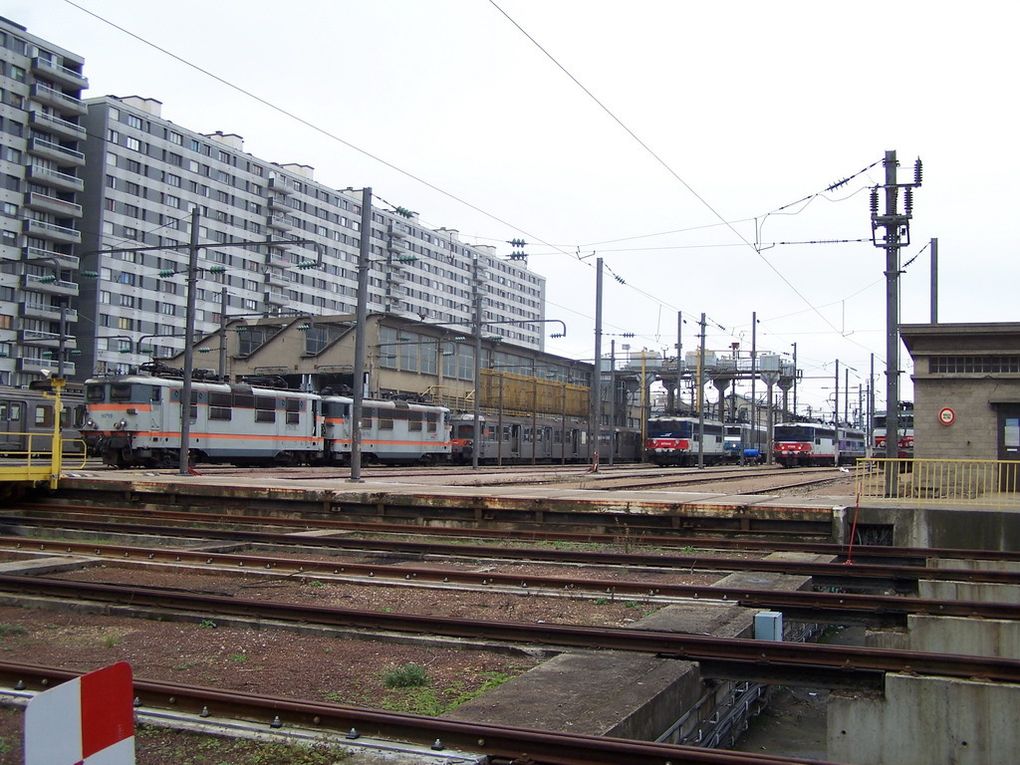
10;0;1020;420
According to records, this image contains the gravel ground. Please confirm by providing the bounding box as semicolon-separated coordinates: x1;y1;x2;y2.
47;562;676;625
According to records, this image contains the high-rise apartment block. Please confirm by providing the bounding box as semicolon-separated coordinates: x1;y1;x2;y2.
78;95;546;378
0;18;87;386
1;19;547;385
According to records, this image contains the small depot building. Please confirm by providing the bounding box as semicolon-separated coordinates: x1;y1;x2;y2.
901;322;1020;461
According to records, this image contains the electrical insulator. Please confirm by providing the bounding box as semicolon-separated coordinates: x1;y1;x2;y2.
914;157;923;186
905;188;914;215
869;188;879;215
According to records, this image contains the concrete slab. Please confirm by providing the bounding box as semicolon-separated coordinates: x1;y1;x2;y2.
0;555;92;576
919;579;1020;604
829;673;1020;765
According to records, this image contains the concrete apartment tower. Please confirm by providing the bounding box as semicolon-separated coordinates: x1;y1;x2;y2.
0;18;87;386
75;95;547;379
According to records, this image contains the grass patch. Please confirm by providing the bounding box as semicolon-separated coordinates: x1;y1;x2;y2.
383;663;428;688
228;652;248;664
198;619;217;629
0;624;27;639
381;671;512;716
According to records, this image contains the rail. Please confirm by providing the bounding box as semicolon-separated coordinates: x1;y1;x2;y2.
855;457;1020;509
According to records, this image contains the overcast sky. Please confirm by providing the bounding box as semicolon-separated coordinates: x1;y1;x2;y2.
11;0;1019;419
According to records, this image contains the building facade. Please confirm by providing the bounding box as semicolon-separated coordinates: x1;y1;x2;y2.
901;322;1020;462
0;18;87;386
77;95;546;380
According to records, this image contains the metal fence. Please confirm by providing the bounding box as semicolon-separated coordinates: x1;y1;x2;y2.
854;457;1020;508
0;431;88;488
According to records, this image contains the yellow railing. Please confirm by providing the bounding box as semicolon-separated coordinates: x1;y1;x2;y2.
855;457;1020;508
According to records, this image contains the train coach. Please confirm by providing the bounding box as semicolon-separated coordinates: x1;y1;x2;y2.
448;412;642;464
773;422;867;467
0;382;86;457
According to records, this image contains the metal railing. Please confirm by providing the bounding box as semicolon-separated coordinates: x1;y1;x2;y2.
855;457;1020;508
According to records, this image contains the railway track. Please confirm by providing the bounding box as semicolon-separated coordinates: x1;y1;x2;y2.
21;501;1020;565
1;576;1016;689
1;514;1016;590
6;536;1016;627
0;660;831;765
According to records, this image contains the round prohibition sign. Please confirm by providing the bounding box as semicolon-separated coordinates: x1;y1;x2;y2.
938;407;956;426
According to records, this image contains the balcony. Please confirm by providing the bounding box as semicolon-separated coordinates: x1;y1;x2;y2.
25;192;82;219
266;290;288;307
21;273;79;298
267;249;293;269
22;218;81;245
23;246;79;271
17;329;78;350
30;57;89;90
26;165;84;193
17;357;75;376
265;270;288;289
268;175;294;196
28;110;87;141
267;214;292;232
29;83;86;116
28;137;85;167
19;301;78;323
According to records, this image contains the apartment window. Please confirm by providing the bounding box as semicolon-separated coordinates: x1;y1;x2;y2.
117;272;136;286
165;194;180;209
125;136;142;152
166;173;181;187
1;202;15;217
126;114;143;130
169;131;183;145
1;230;16;247
3;175;17;191
117;317;133;331
107;129;120;143
161;303;176;316
119;294;135;308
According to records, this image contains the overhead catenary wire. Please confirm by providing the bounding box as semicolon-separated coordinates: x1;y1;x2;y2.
487;0;870;343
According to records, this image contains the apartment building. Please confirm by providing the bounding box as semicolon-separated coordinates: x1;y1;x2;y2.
0;18;87;386
77;95;546;378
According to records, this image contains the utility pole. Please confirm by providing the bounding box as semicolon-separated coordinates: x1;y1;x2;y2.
178;206;201;476
592;257;603;468
844;366;850;427
218;286;228;380
350;187;372;481
609;339;616;466
868;352;875;456
871;150;921;491
834;358;840;466
791;342;798;418
750;311;757;450
697;312;706;469
471;253;483;469
930;237;938;323
675;311;683;415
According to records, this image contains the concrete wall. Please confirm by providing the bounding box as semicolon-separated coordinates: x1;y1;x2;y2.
857;505;1020;550
829;674;1020;765
914;377;1008;460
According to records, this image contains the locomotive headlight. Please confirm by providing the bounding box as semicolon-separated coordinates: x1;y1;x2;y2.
84;419;96;429
115;419;127;430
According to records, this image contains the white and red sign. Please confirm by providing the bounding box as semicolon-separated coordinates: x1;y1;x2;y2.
938;407;956;426
25;662;135;765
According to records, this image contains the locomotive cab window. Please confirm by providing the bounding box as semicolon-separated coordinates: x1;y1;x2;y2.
208;391;232;421
254;397;276;423
285;399;303;425
86;384;106;403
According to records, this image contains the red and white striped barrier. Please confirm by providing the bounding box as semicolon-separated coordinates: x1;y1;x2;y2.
25;661;135;764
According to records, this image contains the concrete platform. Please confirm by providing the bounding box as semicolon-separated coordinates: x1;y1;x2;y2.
448;553;829;742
